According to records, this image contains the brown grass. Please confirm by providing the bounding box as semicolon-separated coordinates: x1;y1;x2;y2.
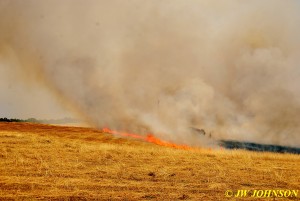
0;122;299;200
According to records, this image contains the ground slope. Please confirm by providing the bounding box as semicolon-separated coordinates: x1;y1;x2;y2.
0;123;299;200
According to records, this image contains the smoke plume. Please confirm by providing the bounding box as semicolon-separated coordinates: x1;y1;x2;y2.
1;0;300;146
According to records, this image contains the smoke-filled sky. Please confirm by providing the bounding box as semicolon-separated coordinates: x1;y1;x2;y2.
0;60;72;119
1;0;300;146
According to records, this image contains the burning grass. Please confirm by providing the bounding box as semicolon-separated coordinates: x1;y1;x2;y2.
102;127;196;150
0;122;299;200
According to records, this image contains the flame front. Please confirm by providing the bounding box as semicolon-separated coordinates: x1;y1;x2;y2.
102;127;196;150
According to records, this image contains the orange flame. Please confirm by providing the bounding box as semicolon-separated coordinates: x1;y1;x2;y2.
102;127;196;150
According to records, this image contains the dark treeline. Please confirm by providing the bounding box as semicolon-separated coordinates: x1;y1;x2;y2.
0;117;79;124
0;117;38;123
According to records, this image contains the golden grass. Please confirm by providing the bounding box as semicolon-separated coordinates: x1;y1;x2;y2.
0;122;299;200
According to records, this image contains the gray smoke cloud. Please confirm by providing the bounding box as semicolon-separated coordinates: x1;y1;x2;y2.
1;0;300;146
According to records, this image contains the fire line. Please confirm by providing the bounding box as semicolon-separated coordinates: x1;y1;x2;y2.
102;127;196;150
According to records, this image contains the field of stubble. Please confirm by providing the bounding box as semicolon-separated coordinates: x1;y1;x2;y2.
0;122;299;200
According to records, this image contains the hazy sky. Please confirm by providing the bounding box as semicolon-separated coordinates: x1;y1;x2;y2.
0;1;300;146
0;61;72;119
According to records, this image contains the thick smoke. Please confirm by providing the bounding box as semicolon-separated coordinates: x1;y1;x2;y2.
1;0;300;146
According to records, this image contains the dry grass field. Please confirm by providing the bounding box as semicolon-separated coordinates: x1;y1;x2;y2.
0;122;299;200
